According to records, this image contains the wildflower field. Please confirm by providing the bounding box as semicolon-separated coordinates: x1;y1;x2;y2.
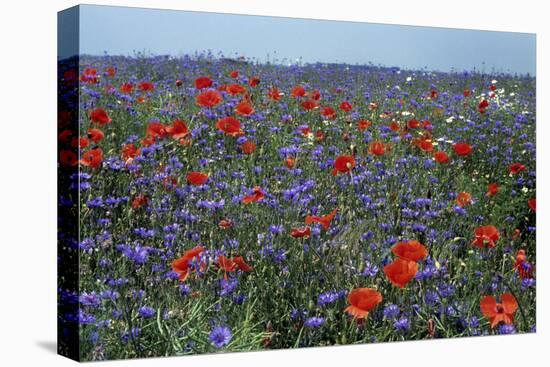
59;54;536;361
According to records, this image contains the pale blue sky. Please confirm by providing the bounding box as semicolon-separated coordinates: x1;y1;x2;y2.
68;4;535;75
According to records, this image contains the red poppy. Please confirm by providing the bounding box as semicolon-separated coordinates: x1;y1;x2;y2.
268;87;282;101
240;140;257;155
301;99;318;110
418;139;433;153
344;288;383;319
358;119;371;131
321;107;337;120
300;126;312;137
217;255;252;277
291;85;306;98
233;256;253;272
230;70;239;78
384;258;418;288
407;119;420;129
235;100;255;116
146;122;167;139
339;101;353;112
248;76;260;87
471;225;500;248
59;129;73;143
369;141;386;156
219;219;234;229
138;81;155;92
480;293;518;328
389;121;400;132
87;128;105;144
291;226;311;238
216;117;243;137
509;163;526;175
478;99;489;113
285;157;296;168
456;192;472;207
227;84;246;96
464;89;471;97
434;151;450;164
487;183;499;197
196;89;222;108
175;79;183;87
310;90;321;100
60;150;78;167
391;240;428;262
315;130;325;142
89;108;112;126
73;137;89;149
514;249;534;279
453;142;473;156
80;148;103;169
120;82;133;94
122;143;140;162
305;208;338;231
172;246;205;282
528;198;536;212
195;76;213;89
242;187;265;204
165;119;189;140
186;171;209;186
80;68;98;84
131;194;149;209
332;155;355;176
105;67;116;77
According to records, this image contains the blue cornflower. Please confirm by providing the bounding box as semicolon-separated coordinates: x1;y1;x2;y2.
383;304;400;319
393;317;410;331
138;306;155;319
304;317;325;328
209;326;232;348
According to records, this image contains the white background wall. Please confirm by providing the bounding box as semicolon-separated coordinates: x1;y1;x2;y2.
0;1;547;366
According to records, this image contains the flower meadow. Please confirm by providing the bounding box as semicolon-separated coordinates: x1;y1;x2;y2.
58;53;536;361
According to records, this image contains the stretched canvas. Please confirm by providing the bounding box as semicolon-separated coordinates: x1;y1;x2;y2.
57;4;536;362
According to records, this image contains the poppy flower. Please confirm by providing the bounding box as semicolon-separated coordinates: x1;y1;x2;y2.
60;150;77;167
509;163;526;175
472;225;500;248
240;140;257;155
267;87;282;101
305;208;338;231
339;101;353;112
321;107;337;120
131;194;149;209
58;129;73;143
464;89;471;97
478;99;489;113
175;79;183;87
301;99;318;110
196;89;222;108
146;122;167;139
369;141;386;156
422;120;432;129
80;148;103;169
235;100;254;116
248;76;260;87
87;128;105;144
384;258;418;288
528;198;536;212
291;85;306;98
172;246;205;282
389;121;400;132
165;119;189;140
122;143;140;161
310;90;321;100
89;108;112;126
120;82;133;94
418;139;433;153
514;249;534;279
232;257;253;272
332;155;355;176
300;126;312;137
285;157;296;168
358;119;371;131
195;76;213;89
315;130;325;141
80;67;99;84
434;151;450;164
407;119;420;129
480;293;518;328
487;183;499;197
73;137;89;149
138;81;155;92
291;226;311;238
344;288;383;319
453;142;473;156
219;219;234;229
229;70;239;78
216;117;243;137
227;84;246;96
217;255;237;273
456;192;472;207
186;171;209;186
391;240;428;262
242;187;265;204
